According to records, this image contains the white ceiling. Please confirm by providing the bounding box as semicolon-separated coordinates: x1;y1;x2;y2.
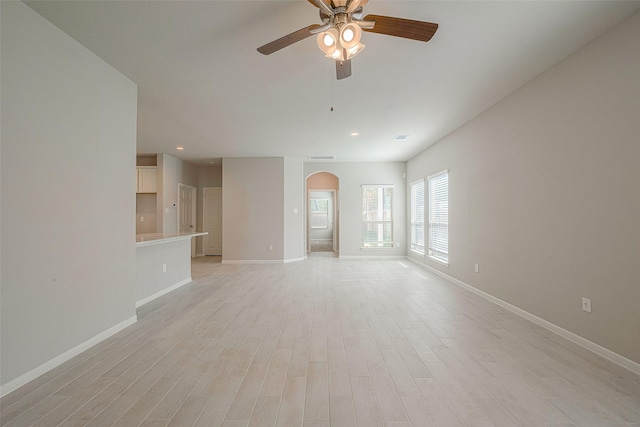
25;0;640;164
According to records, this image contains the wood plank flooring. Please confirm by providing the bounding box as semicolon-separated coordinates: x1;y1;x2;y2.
2;253;639;426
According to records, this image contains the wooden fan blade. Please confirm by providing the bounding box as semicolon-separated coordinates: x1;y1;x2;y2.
362;14;438;42
257;24;322;55
336;59;351;80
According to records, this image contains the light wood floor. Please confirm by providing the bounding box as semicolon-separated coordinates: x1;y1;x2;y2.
2;254;639;426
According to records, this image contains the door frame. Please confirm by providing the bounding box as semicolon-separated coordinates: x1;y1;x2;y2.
307;189;338;253
177;183;197;257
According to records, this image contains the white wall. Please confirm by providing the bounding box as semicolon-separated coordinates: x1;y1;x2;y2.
283;158;305;262
136;193;157;234
158;153;199;233
196;164;222;254
223;158;285;261
1;1;138;388
304;163;407;258
221;157;304;263
407;11;640;364
136;240;192;306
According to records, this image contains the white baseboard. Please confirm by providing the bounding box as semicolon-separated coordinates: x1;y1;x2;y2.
407;258;640;376
135;277;192;308
222;258;305;264
0;315;138;398
222;260;283;265
339;255;407;260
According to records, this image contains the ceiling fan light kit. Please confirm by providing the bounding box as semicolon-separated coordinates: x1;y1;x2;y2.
258;0;438;80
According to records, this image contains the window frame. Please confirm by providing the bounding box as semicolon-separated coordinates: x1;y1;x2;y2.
361;184;394;249
427;170;449;264
310;198;329;229
409;178;425;255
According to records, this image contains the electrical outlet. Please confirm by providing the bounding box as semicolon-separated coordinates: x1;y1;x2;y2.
140;216;144;222
582;297;591;313
474;264;479;273
269;245;273;251
162;263;167;273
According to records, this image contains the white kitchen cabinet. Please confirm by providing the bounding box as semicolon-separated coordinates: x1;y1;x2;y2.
136;166;157;193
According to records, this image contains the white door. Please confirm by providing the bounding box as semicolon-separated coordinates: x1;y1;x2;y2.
203;187;222;255
178;184;197;256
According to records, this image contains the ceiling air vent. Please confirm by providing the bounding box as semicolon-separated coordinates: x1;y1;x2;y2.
393;135;410;142
308;155;335;160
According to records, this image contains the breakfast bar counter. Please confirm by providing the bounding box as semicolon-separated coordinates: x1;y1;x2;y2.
136;231;207;308
136;231;207;247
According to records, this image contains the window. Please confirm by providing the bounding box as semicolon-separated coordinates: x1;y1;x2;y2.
310;198;329;229
410;179;425;254
362;185;393;248
428;170;448;263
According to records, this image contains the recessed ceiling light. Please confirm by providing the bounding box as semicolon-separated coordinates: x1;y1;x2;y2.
350;132;360;137
176;146;184;150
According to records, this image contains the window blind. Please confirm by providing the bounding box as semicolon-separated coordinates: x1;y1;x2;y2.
410;179;425;254
362;185;393;248
310;199;329;229
428;171;448;263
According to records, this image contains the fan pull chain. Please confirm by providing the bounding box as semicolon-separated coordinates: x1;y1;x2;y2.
330;68;334;112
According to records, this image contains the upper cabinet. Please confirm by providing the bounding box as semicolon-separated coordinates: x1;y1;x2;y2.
136;166;157;193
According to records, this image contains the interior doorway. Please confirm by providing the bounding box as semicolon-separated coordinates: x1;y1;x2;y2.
306;172;339;254
309;190;336;252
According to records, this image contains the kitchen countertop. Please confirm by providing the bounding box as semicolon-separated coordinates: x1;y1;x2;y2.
136;231;207;247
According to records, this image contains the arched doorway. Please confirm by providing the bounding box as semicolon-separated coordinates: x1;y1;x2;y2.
306;172;339;254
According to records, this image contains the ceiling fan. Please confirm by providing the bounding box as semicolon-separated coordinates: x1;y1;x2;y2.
257;0;438;80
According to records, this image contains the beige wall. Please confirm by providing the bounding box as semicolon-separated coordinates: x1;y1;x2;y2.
307;172;339;190
196;164;222;254
1;1;138;388
198;164;222;188
222;157;304;262
223;158;285;261
304;163;407;258
407;11;640;364
158;153;198;233
136;155;157;167
283;158;305;261
136;239;192;305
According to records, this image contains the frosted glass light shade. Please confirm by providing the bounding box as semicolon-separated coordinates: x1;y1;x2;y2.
317;28;340;56
345;42;365;60
340;23;362;49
